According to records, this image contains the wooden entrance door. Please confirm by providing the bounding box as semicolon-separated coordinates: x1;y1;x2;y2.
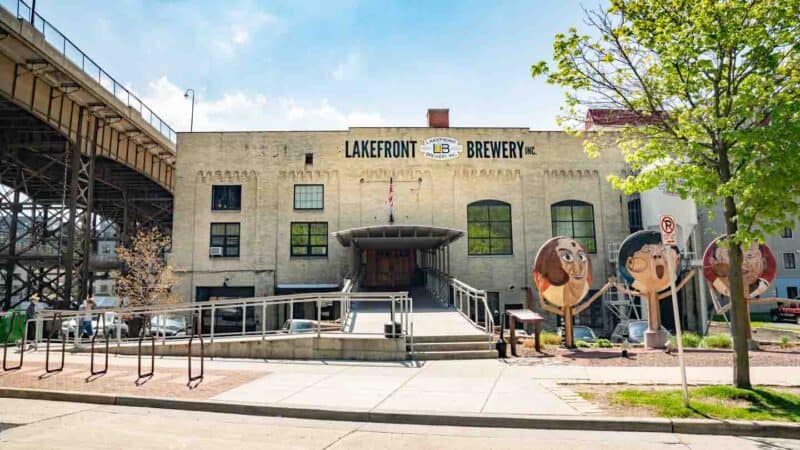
364;249;415;288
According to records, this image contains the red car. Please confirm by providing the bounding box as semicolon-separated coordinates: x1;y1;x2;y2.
770;302;800;324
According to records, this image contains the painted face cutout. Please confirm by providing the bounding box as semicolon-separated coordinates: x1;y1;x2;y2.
534;236;592;307
702;236;776;298
628;244;677;293
617;230;679;294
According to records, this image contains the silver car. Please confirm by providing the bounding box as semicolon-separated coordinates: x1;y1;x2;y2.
62;312;129;338
610;320;671;344
150;315;188;337
281;319;319;333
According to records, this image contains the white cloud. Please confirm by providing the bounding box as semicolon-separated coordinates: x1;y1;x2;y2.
331;51;362;81
212;2;278;57
140;76;386;132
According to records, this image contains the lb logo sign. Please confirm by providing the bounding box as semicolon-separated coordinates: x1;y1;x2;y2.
421;137;462;160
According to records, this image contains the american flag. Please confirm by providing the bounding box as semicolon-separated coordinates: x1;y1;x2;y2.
387;177;395;223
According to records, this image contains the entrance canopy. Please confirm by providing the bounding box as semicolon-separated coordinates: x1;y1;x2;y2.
332;225;464;249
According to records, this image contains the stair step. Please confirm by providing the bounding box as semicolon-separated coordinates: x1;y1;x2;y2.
409;349;497;360
409;341;493;352
413;334;491;344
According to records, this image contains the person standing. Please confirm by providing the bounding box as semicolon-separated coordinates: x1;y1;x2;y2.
79;297;95;338
25;293;39;348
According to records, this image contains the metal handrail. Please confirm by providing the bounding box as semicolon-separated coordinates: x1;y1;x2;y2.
0;0;177;144
187;308;203;385
424;268;495;337
137;316;155;379
2;311;24;370
89;312;108;376
39;291;408;320
45;312;65;373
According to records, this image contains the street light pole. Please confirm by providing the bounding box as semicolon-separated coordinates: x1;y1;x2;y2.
184;89;195;132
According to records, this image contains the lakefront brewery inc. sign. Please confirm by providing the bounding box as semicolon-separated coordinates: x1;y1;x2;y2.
343;138;535;159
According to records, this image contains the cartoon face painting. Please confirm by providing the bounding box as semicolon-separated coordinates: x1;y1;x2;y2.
702;236;776;298
533;236;592;307
617;230;679;294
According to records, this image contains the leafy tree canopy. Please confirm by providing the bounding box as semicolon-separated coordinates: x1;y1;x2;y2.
532;0;800;246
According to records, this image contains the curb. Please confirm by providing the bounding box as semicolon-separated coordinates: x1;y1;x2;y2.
0;387;798;439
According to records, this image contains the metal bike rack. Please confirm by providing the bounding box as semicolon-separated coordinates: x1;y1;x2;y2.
137;316;155;379
188;308;204;384
3;311;24;371
45;312;65;373
90;312;108;376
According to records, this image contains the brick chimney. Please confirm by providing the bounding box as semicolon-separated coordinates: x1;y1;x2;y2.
427;108;449;128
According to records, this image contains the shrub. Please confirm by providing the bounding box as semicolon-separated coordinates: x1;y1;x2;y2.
682;332;703;348
703;334;732;349
576;339;591;348
540;331;561;346
779;335;791;349
596;338;612;348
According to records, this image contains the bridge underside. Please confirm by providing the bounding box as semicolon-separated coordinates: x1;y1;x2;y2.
0;95;172;309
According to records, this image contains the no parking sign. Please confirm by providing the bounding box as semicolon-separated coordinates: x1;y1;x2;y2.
659;215;677;245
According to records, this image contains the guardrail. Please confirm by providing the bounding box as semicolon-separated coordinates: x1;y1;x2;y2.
32;291;413;345
0;0;178;144
424;268;495;337
1;290;414;377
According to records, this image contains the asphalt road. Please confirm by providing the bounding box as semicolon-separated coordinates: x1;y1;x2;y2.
0;398;798;449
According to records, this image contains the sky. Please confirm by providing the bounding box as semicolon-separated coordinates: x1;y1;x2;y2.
24;0;592;132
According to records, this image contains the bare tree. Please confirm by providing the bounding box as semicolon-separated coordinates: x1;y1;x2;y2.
112;227;179;308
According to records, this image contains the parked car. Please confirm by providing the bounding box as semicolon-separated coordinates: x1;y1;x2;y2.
150;315;188;337
770;302;800;324
281;319;319;334
557;325;598;343
62;311;129;338
610;320;671;344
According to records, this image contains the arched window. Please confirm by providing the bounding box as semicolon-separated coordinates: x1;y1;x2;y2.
467;200;512;255
551;200;597;253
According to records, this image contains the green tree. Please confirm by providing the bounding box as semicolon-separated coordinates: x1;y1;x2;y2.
532;0;800;388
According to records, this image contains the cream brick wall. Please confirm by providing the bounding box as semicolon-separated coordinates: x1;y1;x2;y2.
171;128;630;311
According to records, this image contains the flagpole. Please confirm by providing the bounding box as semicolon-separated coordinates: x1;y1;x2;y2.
388;177;395;224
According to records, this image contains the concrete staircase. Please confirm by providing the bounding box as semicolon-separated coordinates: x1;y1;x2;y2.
408;334;497;360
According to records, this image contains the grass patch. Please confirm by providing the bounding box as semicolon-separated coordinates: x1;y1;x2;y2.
540;331;560;346
703;334;732;349
611;386;800;422
596;338;613;348
578;391;597;401
670;332;703;348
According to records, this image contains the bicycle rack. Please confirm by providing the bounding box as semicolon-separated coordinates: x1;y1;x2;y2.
3;311;24;371
45;312;66;373
188;309;204;384
90;312;108;376
137;316;155;379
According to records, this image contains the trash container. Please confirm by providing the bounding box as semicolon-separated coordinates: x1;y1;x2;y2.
0;312;26;344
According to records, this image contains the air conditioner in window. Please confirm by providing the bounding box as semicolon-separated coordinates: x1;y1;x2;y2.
209;246;223;257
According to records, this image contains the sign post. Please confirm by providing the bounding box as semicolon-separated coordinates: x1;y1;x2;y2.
660;214;689;407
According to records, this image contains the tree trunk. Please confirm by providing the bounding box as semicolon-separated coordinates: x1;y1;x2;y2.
723;195;751;389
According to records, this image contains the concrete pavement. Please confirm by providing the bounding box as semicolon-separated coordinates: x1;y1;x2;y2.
6;350;799;420
0;398;797;449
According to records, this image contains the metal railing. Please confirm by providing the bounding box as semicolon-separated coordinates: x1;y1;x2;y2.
424;269;495;337
0;0;178;144
0;290;415;375
32;291;413;345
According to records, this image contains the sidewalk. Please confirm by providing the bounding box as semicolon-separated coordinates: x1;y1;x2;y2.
2;351;797;419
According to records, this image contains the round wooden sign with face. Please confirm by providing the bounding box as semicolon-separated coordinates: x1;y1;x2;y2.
533;236;592;308
617;230;679;295
702;235;776;298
